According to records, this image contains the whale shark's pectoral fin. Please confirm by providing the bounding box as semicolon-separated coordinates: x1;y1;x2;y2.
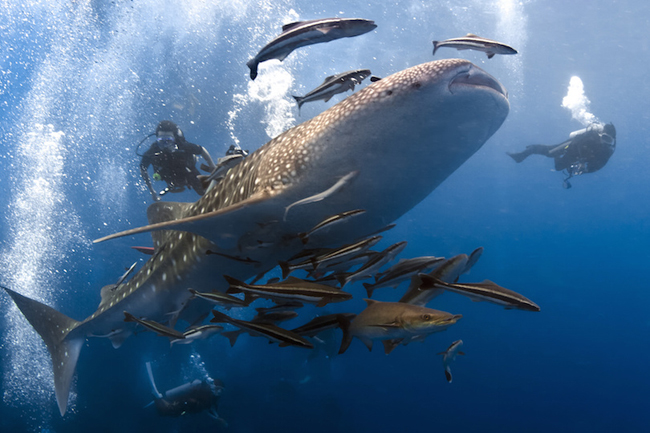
94;190;277;247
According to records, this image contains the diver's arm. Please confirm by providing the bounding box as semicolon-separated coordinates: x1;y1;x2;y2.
140;161;160;201
199;146;216;171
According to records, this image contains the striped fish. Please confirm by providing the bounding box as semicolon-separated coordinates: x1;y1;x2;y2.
432;34;517;59
246;18;376;80
211;310;313;348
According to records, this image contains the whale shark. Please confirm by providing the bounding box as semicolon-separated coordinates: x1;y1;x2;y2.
2;58;509;416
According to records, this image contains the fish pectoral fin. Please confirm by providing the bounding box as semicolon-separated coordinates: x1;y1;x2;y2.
108;329;133;349
382;339;402;354
487;52;495;59
94;190;275;247
358;336;374;351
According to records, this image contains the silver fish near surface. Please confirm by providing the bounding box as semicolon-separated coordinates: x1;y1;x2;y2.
294;69;372;113
2;58;509;415
246;18;376;80
432;33;518;59
438;339;465;383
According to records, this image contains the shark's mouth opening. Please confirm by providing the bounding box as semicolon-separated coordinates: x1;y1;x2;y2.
448;65;508;99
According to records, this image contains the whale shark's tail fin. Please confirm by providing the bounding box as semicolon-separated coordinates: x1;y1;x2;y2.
2;286;83;416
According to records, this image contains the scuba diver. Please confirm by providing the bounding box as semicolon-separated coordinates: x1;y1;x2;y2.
145;362;226;423
139;120;216;201
507;122;616;188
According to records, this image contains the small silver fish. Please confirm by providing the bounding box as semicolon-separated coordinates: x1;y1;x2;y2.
438;339;465;383
298;209;366;245
294;69;371;113
246;18;377;80
123;312;185;340
420;275;540;312
432;34;517;59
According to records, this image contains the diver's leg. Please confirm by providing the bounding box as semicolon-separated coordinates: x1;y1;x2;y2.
507;144;557;163
187;170;206;196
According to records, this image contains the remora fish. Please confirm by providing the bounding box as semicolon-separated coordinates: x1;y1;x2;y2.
298;209;366;245
169;324;224;346
399;253;469;306
198;153;246;191
363;256;444;297
438;339;465;383
3;58;508;415
188;289;251;309
224;275;352;307
290;312;356;337
211;310;313;348
246;18;377;80
419;274;540;312
432;34;518;59
123;312;185;340
335;241;408;287
339;299;462;355
294;69;372;113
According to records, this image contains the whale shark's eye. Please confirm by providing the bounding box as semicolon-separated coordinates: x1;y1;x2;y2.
413;82;422;89
382;89;393;97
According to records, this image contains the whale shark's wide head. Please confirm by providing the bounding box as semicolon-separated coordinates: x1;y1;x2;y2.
105;58;509;252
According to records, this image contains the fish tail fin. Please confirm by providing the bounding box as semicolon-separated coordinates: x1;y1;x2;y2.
335;273;349;287
338;330;353;355
246;59;258;80
293;96;304;115
362;282;374;298
2;286;83;416
336;314;354;356
445;367;453;383
221;330;241;347
297;232;309;245
432;41;439;56
145;362;163;399
278;261;292;279
210;310;230;324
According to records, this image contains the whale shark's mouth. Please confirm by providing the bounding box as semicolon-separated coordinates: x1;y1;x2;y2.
448;65;508;99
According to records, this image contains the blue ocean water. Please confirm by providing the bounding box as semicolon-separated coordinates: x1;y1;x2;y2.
1;1;648;432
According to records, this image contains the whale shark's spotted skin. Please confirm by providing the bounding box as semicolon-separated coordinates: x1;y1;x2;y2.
3;58;509;416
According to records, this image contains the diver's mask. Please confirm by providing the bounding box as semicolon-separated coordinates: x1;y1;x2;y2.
157;132;177;151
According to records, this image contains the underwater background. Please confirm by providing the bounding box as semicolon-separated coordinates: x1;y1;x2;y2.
0;0;648;432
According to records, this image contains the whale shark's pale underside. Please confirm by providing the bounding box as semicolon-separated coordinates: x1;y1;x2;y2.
3;58;509;416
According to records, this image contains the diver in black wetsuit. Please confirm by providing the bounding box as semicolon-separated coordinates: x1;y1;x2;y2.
140;120;216;201
507;122;616;188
